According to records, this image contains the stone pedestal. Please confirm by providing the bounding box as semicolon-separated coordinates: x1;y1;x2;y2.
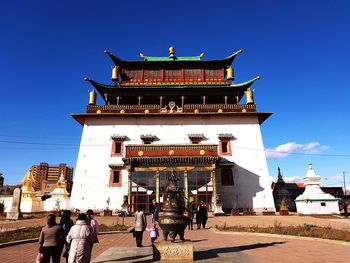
213;203;225;216
154;241;193;261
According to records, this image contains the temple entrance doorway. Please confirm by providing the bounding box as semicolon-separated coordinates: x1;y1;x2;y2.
130;168;213;213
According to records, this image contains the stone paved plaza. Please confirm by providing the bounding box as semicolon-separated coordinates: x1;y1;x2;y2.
1;214;350;262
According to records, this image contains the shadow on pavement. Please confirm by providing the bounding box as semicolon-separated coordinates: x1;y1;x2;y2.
191;239;209;243
93;253;153;263
195;241;287;260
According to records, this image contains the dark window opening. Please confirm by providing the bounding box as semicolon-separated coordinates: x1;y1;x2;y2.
221;141;228;153
112;171;120;184
114;142;122;154
221;168;234;186
321;202;326;206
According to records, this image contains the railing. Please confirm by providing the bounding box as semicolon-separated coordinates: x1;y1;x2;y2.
86;103;256;114
125;144;218;158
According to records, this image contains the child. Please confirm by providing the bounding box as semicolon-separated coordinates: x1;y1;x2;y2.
146;223;159;246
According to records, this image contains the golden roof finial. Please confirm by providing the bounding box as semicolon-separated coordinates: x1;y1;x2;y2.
140;53;145;58
169;46;175;57
199;53;205;58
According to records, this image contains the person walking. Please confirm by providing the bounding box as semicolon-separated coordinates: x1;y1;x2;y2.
149;199;159;223
39;214;63;263
146;223;159;246
60;210;74;262
187;201;196;230
134;205;147;247
86;209;99;251
199;201;208;229
66;213;94;263
195;203;203;230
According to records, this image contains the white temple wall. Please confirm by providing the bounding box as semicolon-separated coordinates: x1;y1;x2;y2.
0;196;13;212
296;200;340;215
70;115;275;211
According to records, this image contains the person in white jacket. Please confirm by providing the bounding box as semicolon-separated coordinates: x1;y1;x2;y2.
134;205;147;247
66;213;94;263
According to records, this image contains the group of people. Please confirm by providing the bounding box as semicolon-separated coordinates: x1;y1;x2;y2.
133;199;208;247
187;200;208;230
38;209;99;263
133;204;159;247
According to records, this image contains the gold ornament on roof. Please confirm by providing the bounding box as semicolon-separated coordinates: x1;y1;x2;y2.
245;87;254;104
226;66;234;80
112;66;119;81
169;46;175;57
169;150;175;156
89;90;96;105
138;151;144;156
140;53;145;58
200;150;206;155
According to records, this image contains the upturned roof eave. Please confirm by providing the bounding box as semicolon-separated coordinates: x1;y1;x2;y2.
104;49;242;67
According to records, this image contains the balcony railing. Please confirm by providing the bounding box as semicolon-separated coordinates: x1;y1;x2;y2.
87;104;256;114
125;144;218;158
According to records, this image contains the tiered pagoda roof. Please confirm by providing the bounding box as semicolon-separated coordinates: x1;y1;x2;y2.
72;47;272;125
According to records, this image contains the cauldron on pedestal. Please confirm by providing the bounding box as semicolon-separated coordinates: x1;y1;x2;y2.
158;170;188;241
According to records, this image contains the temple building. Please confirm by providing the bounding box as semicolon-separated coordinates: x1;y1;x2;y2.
70;47;275;213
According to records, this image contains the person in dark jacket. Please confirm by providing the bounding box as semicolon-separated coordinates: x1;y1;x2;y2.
199;201;208;229
60;210;74;262
187;201;196;230
39;214;63;263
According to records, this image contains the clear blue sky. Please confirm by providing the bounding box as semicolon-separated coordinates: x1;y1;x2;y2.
1;0;349;190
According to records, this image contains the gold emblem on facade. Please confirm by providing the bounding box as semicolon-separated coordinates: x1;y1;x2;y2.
242;108;247;113
194;109;199;113
200;150;206;155
169;150;175;155
218;109;223;113
120;109;125;114
144;109;149;114
96;109;102;114
138;151;144;156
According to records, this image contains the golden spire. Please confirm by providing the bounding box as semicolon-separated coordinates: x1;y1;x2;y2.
56;171;67;189
21;170;35;193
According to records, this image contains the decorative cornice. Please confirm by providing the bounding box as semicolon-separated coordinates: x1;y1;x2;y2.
111;135;129;141
217;133;235;140
140;134;158;144
217;157;235;167
123;156;218;166
188;134;205;143
108;163;125;169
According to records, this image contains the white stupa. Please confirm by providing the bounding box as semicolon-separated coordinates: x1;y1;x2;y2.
295;163;340;215
44;172;70;211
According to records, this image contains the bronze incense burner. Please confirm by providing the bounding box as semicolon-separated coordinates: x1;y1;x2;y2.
158;170;188;241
